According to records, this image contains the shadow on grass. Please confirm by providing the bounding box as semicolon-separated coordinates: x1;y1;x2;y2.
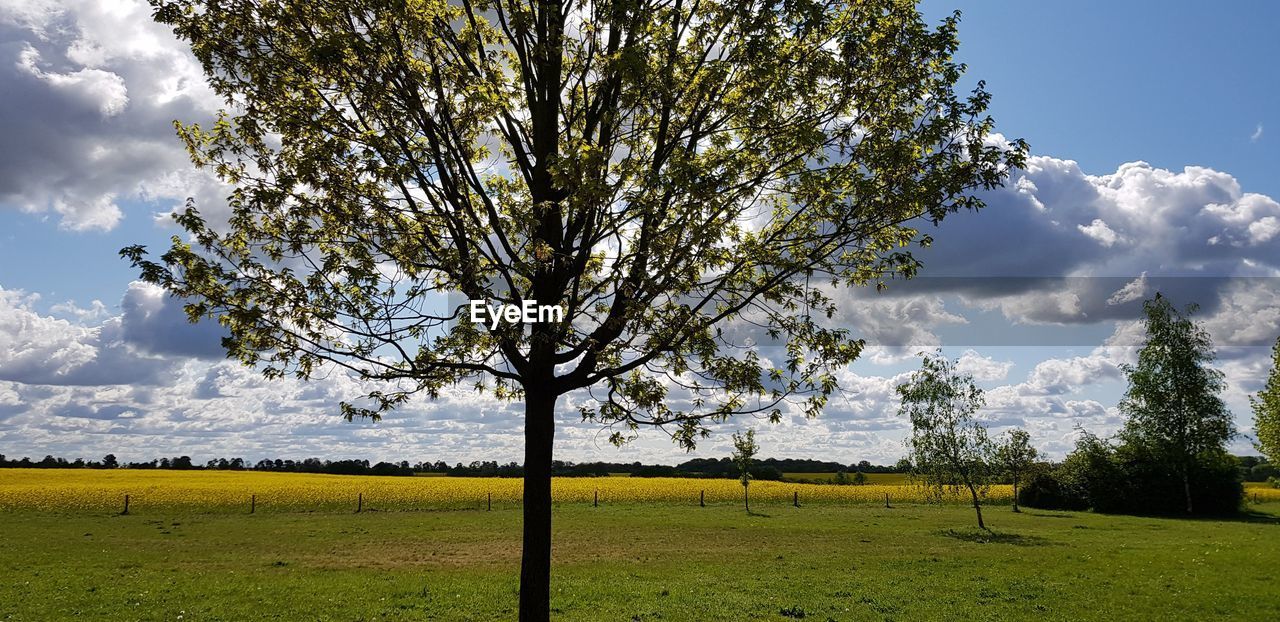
1026;512;1076;519
1186;510;1280;525
1085;507;1280;525
936;528;1051;546
746;511;773;518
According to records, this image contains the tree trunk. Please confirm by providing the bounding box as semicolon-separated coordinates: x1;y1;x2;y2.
519;389;557;622
1012;479;1020;513
1182;470;1193;514
968;483;986;530
743;484;749;514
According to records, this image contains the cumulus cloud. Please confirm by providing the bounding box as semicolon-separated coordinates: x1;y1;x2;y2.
1023;355;1122;396
917;157;1280;278
955;349;1014;382
833;292;967;363
1077;218;1124;247
0;281;228;387
0;0;225;231
0;286;171;385
120;281;226;358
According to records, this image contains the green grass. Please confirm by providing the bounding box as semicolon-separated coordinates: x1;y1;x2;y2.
1;503;1277;620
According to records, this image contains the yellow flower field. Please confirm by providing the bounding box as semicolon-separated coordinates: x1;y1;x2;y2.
0;469;1017;513
1243;482;1280;503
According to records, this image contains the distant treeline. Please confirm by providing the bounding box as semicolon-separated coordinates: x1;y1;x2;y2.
0;453;910;479
0;454;418;476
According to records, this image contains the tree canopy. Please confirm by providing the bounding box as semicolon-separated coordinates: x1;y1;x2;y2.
1252;336;1280;463
994;428;1036;512
730;428;759;512
1118;293;1233;513
897;350;993;528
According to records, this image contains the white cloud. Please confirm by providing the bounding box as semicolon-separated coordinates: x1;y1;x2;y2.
1077;218;1123;247
1251;123;1264;143
17;44;129;116
833;292;967;363
0;0;226;231
1106;273;1147;306
0;286;177;385
955;349;1013;382
1023;355;1121;395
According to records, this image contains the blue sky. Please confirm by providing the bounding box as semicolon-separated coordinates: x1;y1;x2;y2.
921;0;1280;199
1;0;1278;465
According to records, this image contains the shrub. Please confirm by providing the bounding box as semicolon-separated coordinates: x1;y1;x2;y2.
748;465;783;481
1041;434;1242;516
1017;471;1087;511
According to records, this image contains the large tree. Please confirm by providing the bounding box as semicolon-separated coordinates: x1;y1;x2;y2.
1252;335;1280;463
124;0;1022;618
1118;293;1234;514
897;350;993;529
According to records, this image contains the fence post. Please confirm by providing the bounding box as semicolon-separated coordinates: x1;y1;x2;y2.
488;492;492;511
885;493;891;509
593;489;599;507
793;491;800;508
251;494;256;514
700;490;705;508
121;493;130;515
356;492;363;514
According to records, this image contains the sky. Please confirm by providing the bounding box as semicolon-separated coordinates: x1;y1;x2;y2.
1;0;1278;466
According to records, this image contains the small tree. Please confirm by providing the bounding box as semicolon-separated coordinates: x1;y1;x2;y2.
995;428;1037;512
897;350;993;529
731;429;759;514
1252;335;1280;464
1119;293;1234;514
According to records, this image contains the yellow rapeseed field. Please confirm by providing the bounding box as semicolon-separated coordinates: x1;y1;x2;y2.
1243;482;1280;503
0;469;1020;513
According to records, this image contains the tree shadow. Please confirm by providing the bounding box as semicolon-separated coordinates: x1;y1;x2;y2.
1026;512;1075;519
1184;509;1280;525
1087;507;1280;525
746;510;773;518
936;528;1051;546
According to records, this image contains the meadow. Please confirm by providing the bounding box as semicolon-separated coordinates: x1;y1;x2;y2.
1;470;1278;620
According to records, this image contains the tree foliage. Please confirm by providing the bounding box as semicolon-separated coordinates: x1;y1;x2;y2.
897;350;992;528
125;0;1023;444
1118;294;1234;513
1252;336;1280;463
1031;430;1243;516
994;428;1036;512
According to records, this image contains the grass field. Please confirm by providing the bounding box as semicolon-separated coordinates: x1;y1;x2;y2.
1;470;1277;620
2;502;1278;620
